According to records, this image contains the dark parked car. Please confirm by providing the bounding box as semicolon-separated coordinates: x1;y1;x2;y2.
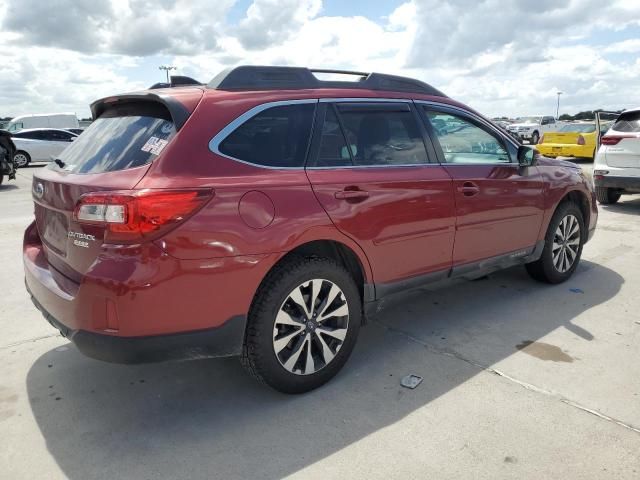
24;66;597;393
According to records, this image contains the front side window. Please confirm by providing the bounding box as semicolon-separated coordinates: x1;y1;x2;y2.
425;110;510;164
219;103;316;168
334;103;428;166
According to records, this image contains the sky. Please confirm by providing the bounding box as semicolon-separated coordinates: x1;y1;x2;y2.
1;0;639;119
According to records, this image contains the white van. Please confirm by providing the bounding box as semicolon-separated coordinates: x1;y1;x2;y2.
4;113;79;132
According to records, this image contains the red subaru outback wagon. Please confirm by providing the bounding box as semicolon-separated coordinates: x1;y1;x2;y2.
24;66;597;393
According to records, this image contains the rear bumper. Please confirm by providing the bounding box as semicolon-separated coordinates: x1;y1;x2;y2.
594;175;640;191
23;220;278;363
28;288;246;363
537;144;593;159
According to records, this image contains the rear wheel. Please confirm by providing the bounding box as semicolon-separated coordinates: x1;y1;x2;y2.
595;186;621;204
526;202;584;284
242;256;361;393
13;151;30;168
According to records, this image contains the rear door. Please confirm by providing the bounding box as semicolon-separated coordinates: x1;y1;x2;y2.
305;100;456;287
38;130;75;161
31;99;190;281
17;130;48;161
418;104;544;266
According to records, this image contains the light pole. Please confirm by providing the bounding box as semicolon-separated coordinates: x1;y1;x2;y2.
159;65;176;83
556;91;563;119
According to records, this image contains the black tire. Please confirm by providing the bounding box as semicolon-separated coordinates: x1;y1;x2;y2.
0;174;3;185
531;131;540;145
595;186;621;205
13;151;30;168
526;202;585;284
241;256;361;394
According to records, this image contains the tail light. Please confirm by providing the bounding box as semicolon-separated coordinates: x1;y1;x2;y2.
540;134;545;144
74;189;213;243
577;135;585;145
601;136;622;145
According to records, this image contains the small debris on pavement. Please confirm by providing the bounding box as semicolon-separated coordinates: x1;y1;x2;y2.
400;374;423;389
569;288;584;294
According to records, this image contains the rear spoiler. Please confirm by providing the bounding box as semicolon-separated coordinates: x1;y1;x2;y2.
90;91;192;130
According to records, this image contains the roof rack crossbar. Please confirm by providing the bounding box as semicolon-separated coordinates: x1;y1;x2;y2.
207;66;446;97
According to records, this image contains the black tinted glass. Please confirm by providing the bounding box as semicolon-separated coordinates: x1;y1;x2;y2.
220;103;315;168
56;103;175;174
613;111;640;133
336;106;428;166
317;106;352;167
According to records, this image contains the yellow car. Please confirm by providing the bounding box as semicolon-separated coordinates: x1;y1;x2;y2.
537;122;611;160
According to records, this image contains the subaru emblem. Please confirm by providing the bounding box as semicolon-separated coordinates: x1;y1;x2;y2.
34;182;44;199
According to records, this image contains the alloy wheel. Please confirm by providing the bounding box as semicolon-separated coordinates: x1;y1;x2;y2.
552;214;581;273
273;279;349;375
14;153;28;167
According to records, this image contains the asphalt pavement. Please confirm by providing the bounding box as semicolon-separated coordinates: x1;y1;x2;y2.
1;163;639;479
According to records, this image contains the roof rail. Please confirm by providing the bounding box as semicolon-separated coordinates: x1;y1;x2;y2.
207;66;446;97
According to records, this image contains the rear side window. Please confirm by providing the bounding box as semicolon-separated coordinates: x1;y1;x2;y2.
219;103;315;168
611;111;640;133
56;102;175;174
13;131;39;139
333;103;428;166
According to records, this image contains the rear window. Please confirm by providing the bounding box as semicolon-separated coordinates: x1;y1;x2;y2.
55;102;176;174
559;124;595;133
611;111;640;133
219;103;315;168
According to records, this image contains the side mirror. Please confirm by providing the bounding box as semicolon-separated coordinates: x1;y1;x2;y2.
517;145;536;167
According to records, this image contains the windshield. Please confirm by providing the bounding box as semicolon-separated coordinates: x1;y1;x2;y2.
558;123;595;133
54;104;175;174
516;117;542;124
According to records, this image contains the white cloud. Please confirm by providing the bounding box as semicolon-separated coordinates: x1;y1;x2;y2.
1;0;640;118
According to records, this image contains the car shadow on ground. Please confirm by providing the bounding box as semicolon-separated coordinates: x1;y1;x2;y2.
26;261;622;479
599;197;640;216
0;184;19;191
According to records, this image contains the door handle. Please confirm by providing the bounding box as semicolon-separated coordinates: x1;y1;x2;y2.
457;182;480;196
334;189;369;201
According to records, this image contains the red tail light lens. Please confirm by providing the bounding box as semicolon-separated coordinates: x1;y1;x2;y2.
540;134;545;144
601;136;622;145
577;135;585;145
74;189;213;243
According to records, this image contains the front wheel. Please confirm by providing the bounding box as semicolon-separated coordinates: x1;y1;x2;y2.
526;202;584;284
241;256;361;393
531;131;540;145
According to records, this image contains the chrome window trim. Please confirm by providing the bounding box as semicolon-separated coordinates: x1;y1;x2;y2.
306;163;441;170
208;99;318;170
209;97;426;170
414;100;522;166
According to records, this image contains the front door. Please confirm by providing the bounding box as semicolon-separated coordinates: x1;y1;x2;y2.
305;101;456;287
419;105;545;266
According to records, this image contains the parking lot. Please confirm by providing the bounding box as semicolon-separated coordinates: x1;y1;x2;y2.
1;163;639;479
